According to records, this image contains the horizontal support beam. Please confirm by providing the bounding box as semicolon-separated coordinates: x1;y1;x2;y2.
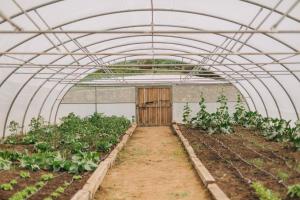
16;72;295;76
1;52;299;56
1;61;300;68
1;30;300;34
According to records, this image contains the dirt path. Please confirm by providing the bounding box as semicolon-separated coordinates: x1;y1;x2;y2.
94;126;211;200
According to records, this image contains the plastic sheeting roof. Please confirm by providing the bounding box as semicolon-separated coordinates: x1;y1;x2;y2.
0;0;300;136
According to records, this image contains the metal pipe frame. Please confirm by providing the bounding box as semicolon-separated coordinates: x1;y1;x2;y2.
0;3;298;134
25;30;300;129
48;49;271;124
1;30;300;34
0;51;299;56
0;31;296;136
1;34;292;135
18;30;282;133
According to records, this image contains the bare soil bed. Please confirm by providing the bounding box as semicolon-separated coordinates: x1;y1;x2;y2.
179;124;300;200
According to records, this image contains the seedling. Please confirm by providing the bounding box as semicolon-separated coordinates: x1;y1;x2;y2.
0;183;13;191
20;171;30;179
288;184;300;198
276;171;289;182
72;175;82;180
251;182;281;200
40;173;54;181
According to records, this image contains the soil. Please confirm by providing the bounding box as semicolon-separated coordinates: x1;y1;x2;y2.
95;126;211;200
179;125;300;200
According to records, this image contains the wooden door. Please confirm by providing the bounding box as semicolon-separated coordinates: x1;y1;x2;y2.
137;87;172;126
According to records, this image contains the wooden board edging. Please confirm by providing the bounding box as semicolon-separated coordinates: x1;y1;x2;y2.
172;122;230;200
71;123;137;200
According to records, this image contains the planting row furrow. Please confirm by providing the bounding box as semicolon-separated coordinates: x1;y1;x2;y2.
189;130;287;197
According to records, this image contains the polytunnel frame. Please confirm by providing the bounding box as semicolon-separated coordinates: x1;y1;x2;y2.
2;27;297;135
0;35;298;134
2;33;267;136
20;34;281;134
0;2;299;135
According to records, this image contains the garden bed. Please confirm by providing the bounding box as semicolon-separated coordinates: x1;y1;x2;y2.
0;113;132;200
179;124;300;200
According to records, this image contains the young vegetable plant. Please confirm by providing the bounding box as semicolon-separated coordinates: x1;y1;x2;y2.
0;157;12;170
287;184;300;198
233;94;247;125
208;93;233;134
182;103;192;126
251;182;281;200
194;94;211;131
0;179;17;191
5;121;21;144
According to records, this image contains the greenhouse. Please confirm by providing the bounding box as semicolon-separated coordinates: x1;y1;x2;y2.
0;0;300;199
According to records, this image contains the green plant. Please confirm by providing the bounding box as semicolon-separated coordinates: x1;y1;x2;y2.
19;171;30;179
251;182;281;200
208;93;233;134
0;157;12;170
287;184;300;198
233;94;247;125
10;179;17;185
72;175;82;180
8;121;20;135
0;150;23;161
290;120;300;150
1;183;13;191
249;158;264;168
0;179;18;191
29;116;45;132
51;192;60;198
276;171;289;182
182;103;192;126
96;140;112;152
9;185;39;200
193;94;210;130
40;173;54;181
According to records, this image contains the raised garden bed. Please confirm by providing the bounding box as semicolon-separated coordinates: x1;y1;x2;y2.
0;113;133;200
178;124;300;200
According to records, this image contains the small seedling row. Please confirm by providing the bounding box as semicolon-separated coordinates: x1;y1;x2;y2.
234;131;299;175
190;130;286;189
182;125;300;200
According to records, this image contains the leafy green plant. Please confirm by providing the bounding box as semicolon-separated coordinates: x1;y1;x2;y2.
40;173;54;181
1;183;13;191
193;94;210;130
8;121;20;135
0;157;12;170
276;171;289;182
287;184;300;198
97;140;112;152
233;94;247;125
251;182;281;200
29;116;45;132
0;150;23;162
208;93;233;134
72;175;82;180
19;171;30;179
182;103;192;126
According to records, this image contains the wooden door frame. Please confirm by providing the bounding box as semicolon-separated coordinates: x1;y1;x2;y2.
135;85;173;126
